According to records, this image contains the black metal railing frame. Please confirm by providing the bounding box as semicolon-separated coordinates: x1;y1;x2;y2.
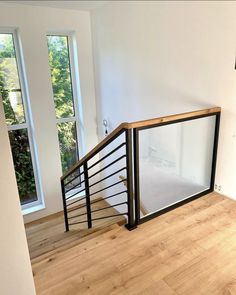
61;128;136;232
61;109;221;232
133;111;221;225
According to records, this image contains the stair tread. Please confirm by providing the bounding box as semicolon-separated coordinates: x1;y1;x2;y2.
31;222;123;265
26;198;126;260
32;223;126;276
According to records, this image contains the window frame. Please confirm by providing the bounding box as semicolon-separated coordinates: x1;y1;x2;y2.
47;32;85;174
0;27;44;212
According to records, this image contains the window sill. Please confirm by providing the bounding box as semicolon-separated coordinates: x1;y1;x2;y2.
22;203;45;216
21;188;84;216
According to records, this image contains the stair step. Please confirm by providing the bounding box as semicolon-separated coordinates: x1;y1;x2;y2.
26;197;126;260
31;222;124;265
32;223;126;276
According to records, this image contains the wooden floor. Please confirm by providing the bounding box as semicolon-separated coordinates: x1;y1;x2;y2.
31;192;236;294
25;199;125;259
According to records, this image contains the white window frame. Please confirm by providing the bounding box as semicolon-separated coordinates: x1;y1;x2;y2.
0;27;44;213
47;32;85;173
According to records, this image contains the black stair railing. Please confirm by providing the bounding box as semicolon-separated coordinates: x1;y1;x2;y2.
61;125;136;232
61;107;221;233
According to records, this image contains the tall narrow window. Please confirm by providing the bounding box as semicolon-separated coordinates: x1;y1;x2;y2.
47;35;79;174
0;33;40;206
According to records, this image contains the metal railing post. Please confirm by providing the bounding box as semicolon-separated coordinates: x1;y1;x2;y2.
61;179;69;232
125;129;136;230
84;162;92;229
133;128;140;225
210;112;221;190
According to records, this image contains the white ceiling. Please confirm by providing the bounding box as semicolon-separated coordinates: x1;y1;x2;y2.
2;1;110;11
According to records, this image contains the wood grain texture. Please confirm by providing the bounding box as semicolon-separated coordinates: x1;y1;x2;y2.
128;107;221;129
62;107;221;180
32;192;236;295
26;198;126;260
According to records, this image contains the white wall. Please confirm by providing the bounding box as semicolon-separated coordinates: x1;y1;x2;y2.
0;102;36;295
92;1;236;199
0;2;98;222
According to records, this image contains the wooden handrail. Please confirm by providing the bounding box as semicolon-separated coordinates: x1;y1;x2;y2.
61;107;221;180
128;107;221;129
61;122;129;180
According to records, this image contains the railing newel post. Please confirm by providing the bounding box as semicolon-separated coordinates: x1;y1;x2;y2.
84;162;92;229
61;178;69;232
125;128;136;230
133;128;140;225
210;112;221;190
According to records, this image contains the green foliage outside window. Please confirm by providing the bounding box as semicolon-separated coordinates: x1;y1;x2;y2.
0;35;24;125
47;36;78;174
8;129;37;204
0;34;78;204
0;34;36;204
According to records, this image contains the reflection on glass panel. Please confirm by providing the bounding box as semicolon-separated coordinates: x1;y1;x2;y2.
9;129;37;205
0;34;25;125
47;35;75;119
58;121;78;173
139;116;216;218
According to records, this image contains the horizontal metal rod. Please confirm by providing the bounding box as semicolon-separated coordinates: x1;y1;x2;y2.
89;167;126;188
87;154;127;181
69;220;88;226
87;142;126;171
66;163;127;195
89;179;127;197
92;190;128;205
64;169;84;188
66;195;86;207
67;206;81;213
66;187;85;201
61;128;126;180
65;155;126;194
65;178;85;195
67;197;103;213
68;211;87;220
92;213;128;221
68;201;127;220
91;201;127;214
68;190;128;211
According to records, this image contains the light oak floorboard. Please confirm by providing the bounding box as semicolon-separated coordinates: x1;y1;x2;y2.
31;192;236;294
25;199;125;259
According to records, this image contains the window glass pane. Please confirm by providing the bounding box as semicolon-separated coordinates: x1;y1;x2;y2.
58;121;78;173
9;129;37;205
47;35;75;119
0;34;25;125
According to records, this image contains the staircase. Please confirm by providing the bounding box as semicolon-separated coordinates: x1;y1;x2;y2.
25;198;126;260
31;221;128;294
61;125;136;232
28;107;223;294
26;107;222;293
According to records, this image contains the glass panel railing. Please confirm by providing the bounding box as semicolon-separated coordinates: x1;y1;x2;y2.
137;115;216;218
